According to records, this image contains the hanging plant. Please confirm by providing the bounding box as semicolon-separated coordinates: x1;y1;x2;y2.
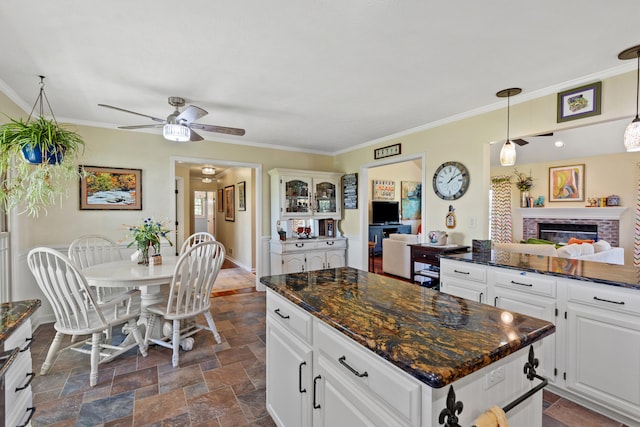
0;76;85;216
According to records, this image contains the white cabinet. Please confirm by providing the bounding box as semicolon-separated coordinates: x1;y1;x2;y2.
439;259;488;304
270;239;346;274
564;280;640;422
266;292;314;427
269;169;342;220
3;318;36;427
493;269;557;382
266;290;421;427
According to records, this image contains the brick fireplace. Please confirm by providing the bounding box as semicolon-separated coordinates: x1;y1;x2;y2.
519;207;625;247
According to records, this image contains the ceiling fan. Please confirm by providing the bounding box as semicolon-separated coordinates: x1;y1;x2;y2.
511;132;554;146
98;96;245;142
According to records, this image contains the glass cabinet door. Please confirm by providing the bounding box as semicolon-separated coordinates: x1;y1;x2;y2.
283;177;311;216
314;179;338;215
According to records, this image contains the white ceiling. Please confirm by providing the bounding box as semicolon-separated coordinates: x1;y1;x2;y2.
0;1;638;155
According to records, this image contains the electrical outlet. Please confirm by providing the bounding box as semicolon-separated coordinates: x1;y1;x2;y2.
484;365;505;389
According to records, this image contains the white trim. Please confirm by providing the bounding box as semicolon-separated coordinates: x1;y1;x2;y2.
518;207;627;220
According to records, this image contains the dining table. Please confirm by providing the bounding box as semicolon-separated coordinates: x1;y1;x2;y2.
82;256;179;343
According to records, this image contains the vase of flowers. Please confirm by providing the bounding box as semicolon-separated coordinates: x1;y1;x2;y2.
513;169;534;208
125;218;173;265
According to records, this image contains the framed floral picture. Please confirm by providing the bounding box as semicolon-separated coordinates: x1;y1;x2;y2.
224;185;235;221
238;181;246;211
549;164;585;202
217;188;224;212
79;166;142;210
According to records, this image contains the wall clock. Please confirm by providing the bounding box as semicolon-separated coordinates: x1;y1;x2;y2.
432;161;469;200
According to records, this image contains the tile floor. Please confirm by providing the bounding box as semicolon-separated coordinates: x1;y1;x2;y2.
28;264;628;426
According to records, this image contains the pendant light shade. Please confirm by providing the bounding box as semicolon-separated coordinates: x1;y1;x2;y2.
496;88;522;166
163;123;190;142
619;44;640;152
500;140;517;166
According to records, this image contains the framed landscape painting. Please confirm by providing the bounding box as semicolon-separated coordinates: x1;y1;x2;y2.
80;166;142;210
549;164;584;202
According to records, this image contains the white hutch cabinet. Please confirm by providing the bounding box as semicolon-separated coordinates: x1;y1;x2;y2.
269;168;346;275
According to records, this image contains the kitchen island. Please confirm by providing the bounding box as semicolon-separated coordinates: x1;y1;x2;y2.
261;267;555;426
438;251;640;426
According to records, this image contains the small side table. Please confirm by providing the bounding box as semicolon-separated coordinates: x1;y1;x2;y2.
409;244;469;287
368;241;376;272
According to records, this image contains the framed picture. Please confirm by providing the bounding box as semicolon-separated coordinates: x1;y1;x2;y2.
549;164;585;202
372;180;395;201
557;81;602;122
79;166;142;210
401;181;421;220
217;188;224;212
224;185;235;221
238;181;246;211
374;143;401;160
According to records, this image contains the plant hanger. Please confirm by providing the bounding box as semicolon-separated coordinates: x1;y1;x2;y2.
27;75;58;123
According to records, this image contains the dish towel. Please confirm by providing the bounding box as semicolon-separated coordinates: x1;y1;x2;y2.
473;405;509;427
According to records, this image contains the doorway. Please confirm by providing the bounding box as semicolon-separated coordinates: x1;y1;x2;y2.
359;153;426;270
170;156;263;289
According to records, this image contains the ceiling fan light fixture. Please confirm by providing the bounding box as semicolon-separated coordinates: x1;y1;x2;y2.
202;166;215;175
163;123;190;142
619;44;640;152
499;140;517;166
496;87;522;167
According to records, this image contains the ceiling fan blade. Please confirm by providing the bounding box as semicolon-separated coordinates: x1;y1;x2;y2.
512;138;529;146
190;129;204;141
118;124;164;130
190;122;246;136
177;105;208;124
98;104;165;123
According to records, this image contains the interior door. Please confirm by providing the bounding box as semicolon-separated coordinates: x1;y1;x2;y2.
194;191;208;233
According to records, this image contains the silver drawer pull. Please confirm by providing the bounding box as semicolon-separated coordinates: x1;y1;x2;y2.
338;355;368;378
274;308;290;319
593;296;625;305
453;270;470;275
510;280;533;287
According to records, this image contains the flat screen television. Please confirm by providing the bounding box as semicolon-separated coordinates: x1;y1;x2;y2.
371;201;400;224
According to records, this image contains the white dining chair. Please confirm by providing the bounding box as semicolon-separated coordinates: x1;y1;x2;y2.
145;240;225;367
69;234;130;304
27;247;147;387
179;232;216;255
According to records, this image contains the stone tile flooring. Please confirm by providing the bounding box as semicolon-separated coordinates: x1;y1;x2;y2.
29;283;628;426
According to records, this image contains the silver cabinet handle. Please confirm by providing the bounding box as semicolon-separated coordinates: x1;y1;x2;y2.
338;355;368;378
298;362;307;393
313;375;322;409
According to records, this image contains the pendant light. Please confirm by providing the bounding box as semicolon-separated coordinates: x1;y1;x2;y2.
618;44;640;152
496;88;522;166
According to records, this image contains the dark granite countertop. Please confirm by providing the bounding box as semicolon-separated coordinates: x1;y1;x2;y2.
260;267;554;388
441;251;640;291
0;299;41;346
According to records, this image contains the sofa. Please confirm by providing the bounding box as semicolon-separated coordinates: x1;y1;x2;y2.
382;233;420;279
493;241;624;264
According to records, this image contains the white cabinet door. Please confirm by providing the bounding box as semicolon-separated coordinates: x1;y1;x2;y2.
266;321;313;427
281;176;313;218
494;289;557;381
313;177;340;218
282;253;306;273
440;278;488;304
326;250;345;269
566;302;640;420
306;251;326;271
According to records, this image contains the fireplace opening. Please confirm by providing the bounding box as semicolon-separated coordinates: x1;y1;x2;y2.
538;223;598;244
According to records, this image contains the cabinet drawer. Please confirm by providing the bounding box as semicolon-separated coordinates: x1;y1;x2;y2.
5;352;34;413
315;322;421;424
495;270;556;298
440;261;486;283
267;291;313;344
567;281;640;315
3;319;33;352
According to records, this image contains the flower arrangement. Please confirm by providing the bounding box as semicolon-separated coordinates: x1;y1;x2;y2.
124;217;173;264
512;169;534;191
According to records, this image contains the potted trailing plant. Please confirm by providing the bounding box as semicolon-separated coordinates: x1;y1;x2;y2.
0;76;85;216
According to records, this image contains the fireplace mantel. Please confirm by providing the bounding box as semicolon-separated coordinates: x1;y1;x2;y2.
517;207;627;220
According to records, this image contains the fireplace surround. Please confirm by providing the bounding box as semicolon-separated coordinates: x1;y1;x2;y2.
522;215;619;247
